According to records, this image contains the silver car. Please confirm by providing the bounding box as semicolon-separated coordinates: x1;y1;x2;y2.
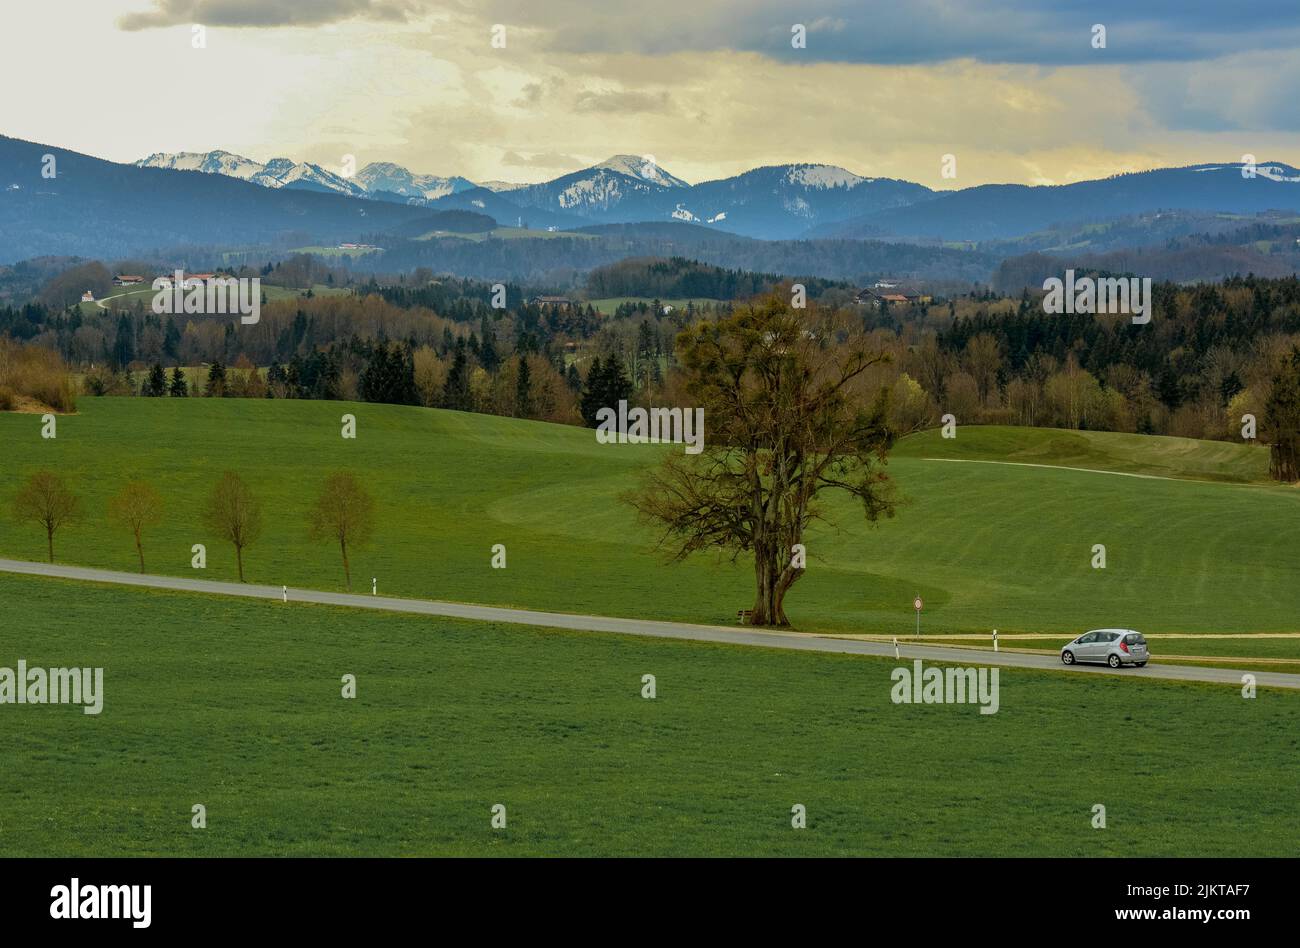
1061;629;1149;668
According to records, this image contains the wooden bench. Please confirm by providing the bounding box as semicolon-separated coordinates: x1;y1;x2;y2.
736;609;754;624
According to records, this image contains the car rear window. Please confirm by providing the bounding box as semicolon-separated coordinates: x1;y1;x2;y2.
1125;633;1146;644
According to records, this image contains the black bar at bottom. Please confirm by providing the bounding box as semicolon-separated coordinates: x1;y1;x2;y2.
0;857;1290;934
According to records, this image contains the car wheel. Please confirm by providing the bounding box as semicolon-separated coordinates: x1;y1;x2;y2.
1108;654;1122;668
1062;650;1075;665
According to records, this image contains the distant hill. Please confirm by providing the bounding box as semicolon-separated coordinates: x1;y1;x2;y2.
584;255;851;300
812;163;1300;242
369;221;998;285
0;136;495;262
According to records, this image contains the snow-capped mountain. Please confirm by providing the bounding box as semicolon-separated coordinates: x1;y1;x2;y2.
135;150;368;198
659;164;935;238
477;158;934;236
498;155;690;221
135;150;265;181
253;158;369;198
3;135;491;264
593;154;689;188
353;161;477;200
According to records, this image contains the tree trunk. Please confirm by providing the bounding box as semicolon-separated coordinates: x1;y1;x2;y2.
135;529;145;573
235;544;245;582
46;525;54;563
1271;439;1299;483
340;537;351;592
750;544;802;627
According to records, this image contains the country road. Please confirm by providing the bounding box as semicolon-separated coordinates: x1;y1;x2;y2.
2;557;1297;689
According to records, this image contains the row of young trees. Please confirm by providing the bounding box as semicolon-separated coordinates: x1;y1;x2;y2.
10;470;376;589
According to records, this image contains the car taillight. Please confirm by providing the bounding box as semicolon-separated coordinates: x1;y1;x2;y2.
1120;641;1130;653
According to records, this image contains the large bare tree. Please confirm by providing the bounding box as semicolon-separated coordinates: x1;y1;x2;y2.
12;470;80;563
307;471;376;591
203;471;262;582
108;480;165;573
628;292;898;627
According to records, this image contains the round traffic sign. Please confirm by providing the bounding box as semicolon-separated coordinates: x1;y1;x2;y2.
913;596;923;611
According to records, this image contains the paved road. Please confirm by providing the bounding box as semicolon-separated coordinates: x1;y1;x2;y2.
3;557;1297;690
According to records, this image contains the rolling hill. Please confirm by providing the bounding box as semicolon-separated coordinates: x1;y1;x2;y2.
1;399;1294;648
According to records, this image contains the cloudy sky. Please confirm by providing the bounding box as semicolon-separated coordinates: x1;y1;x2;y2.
2;0;1298;188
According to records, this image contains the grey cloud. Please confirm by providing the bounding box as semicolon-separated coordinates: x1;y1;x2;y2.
511;77;565;109
118;0;424;30
472;0;1300;66
501;150;586;169
573;89;671;114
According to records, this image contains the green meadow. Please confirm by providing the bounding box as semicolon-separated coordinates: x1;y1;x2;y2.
588;296;718;315
1;573;1295;857
78;282;350;315
0;399;1297;654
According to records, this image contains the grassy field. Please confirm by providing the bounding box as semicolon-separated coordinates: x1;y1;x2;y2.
412;227;598;242
79;283;351;315
0;400;1297;653
588;297;720;315
893;425;1272;483
1;572;1295;857
288;245;385;257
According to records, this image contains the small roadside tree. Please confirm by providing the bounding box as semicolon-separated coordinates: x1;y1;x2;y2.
108;480;165;572
12;470;80;563
202;471;262;581
307;471;375;591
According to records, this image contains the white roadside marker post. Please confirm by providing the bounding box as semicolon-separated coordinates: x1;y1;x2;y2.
893;636;899;660
993;629;999;653
372;577;377;596
282;585;287;604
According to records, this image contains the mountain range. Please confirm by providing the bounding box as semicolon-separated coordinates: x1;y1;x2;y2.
133;148;934;238
3;133;1300;284
129;147;1300;244
1;136;493;263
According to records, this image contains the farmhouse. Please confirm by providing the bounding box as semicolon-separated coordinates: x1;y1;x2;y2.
114;274;144;286
854;287;932;306
80;290;95;302
154;272;223;289
530;295;573;308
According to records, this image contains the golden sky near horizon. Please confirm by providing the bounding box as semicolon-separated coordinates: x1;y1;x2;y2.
1;0;1297;187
